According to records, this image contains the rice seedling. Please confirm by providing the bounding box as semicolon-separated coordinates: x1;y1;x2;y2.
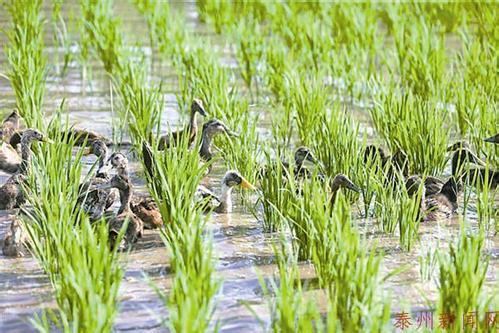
418;242;439;282
80;0;124;74
142;138;221;332
4;0;46;129
22;114;124;332
312;197;391;332
258;236;322;332
133;0;170;52
437;228;490;331
51;0;73;76
370;88;449;175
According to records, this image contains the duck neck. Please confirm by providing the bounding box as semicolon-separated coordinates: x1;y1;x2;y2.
118;180;132;214
189;110;198;134
96;151;109;178
294;156;305;171
217;184;233;213
329;183;340;206
19;140;33;174
200;132;213;161
116;165;128;178
451;152;464;177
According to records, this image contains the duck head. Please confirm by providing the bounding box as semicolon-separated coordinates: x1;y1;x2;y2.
202;119;238;138
217;170;255;213
484;134;499;144
192;98;207;117
21;129;53;145
84;140;109;175
294;146;318;166
99;152;129;177
330;173;361;193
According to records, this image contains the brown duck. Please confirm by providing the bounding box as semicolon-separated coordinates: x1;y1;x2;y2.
0;110;22;173
0;130;52;210
78;140;117;220
158;99;207;150
329;173;361;206
92;153;143;250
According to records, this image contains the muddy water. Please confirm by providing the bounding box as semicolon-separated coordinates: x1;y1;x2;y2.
0;2;497;332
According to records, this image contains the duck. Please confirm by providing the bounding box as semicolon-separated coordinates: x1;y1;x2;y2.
0;130;52;210
10;127;112;149
78;140;117;220
100;151;162;230
258;146;323;181
196;170;256;213
424;177;460;221
0;110;20;142
0;110;23;173
484;134;499;144
199;119;238;162
92;153;143;250
2;217;27;257
329;173;361;206
158;99;207;150
450;147;498;189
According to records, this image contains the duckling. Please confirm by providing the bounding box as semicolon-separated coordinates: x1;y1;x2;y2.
0;130;52;210
484;134;499;144
2;217;27;257
78;140;117;220
92;153;143;250
199;119;238;162
0;110;22;173
159;99;207;150
197;170;256;213
329;173;361;206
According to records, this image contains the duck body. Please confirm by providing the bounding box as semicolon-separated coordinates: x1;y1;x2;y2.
424;177;459;222
93;153;143;250
0;130;50;210
78;140;117;220
130;193;162;229
2;218;27;257
0;142;22;173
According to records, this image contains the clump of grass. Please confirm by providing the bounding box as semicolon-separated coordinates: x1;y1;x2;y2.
80;0;124;73
312;197;391;332
22;115;124;332
51;0;73;76
143;138;220;332
4;0;46;129
370;88;449;175
259;237;322;332
437;228;490;331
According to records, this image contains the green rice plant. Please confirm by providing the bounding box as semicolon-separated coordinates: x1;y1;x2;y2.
418;241;439;281
312;197;391;332
370;88;449;175
196;0;234;33
4;0;46;129
232;16;265;100
143;138;220;332
258;150;297;233
371;172;423;251
390;11;447;98
133;0;170;51
262;37;290;102
258;236;322;332
437;228;490;331
285;71;328;147
22;115;124;332
80;0;124;74
51;0;73;76
113;61;163;145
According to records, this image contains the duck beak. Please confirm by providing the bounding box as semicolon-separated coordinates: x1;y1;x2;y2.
240;178;256;190
82;147;92;156
484;135;498;144
42;137;54;144
198;106;208;117
346;180;361;193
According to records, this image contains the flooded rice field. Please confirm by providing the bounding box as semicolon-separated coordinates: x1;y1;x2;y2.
0;2;498;332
